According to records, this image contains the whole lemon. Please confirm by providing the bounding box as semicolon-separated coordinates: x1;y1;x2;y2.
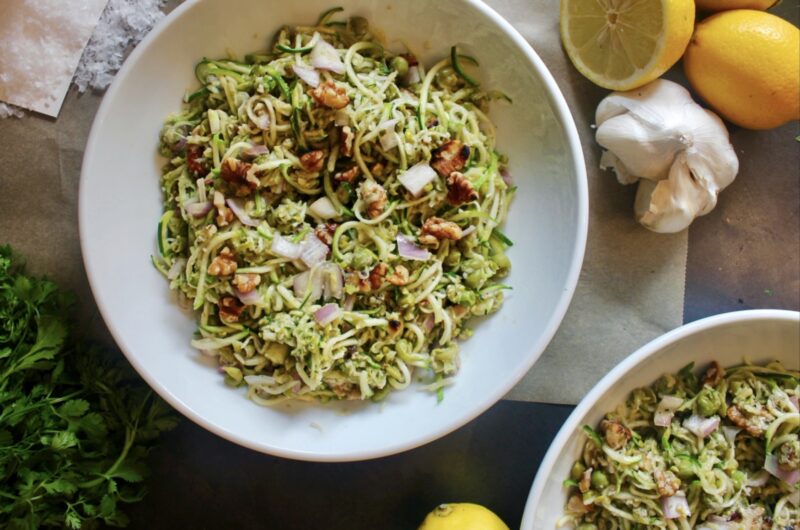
418;503;509;530
684;10;800;129
695;0;779;11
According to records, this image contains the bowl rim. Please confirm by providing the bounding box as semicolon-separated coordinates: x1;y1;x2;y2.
78;0;589;461
520;309;800;527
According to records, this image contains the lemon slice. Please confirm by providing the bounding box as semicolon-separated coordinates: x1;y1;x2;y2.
560;0;695;91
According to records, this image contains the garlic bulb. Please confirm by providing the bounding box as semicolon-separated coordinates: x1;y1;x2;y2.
596;79;739;233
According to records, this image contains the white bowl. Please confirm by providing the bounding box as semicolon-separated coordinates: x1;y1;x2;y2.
521;309;800;528
79;0;588;461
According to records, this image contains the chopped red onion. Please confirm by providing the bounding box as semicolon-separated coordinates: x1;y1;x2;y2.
272;235;303;259
342;294;355;311
397;234;430;261
765;453;800;485
654;395;683;427
167;258;185;281
654;410;674;428
226;198;260;227
243;144;269;158
376;118;398;131
186;200;213;218
790;396;799;412
293;270;322;302
310;38;345;74
293;63;320;88
398;162;437;196
683;414;720;439
309;197;339;219
235;287;260;306
746;470;770;487
501;168;513;185
722;426;740;445
320;262;344;300
246;101;270;130
422;313;435;333
788;488;799;507
379;131;398;151
315;303;341;325
300;234;329;267
403;65;421;85
661;492;691;519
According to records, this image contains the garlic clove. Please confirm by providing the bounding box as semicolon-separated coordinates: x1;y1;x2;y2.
596;79;739;233
597;112;683;181
635;153;715;233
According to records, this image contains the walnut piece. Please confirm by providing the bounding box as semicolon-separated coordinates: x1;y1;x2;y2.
703;361;725;386
600;419;631;450
232;273;261;294
419;217;463;246
219;296;244;323
314;223;338;246
299;150;326;173
359;180;387;219
387;318;403;337
213;191;234;227
386;265;410;286
566;495;591;515
368;263;388;290
208;247;238;276
334;166;360;184
431;139;470;177
340;126;354;157
579;468;593;493
220;158;254;187
654;469;681;497
370;162;385;178
726;405;765;437
310;81;349;109
446;171;479;205
346;272;371;293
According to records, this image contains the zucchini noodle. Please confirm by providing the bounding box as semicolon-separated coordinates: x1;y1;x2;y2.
153;10;514;405
562;360;800;528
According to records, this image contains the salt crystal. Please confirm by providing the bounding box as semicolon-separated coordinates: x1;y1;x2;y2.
74;0;167;93
0;0;166;118
0;0;108;117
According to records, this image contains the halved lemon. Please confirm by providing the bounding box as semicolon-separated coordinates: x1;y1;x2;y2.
560;0;695;91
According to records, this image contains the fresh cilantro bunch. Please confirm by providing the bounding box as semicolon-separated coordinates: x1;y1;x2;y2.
0;246;178;529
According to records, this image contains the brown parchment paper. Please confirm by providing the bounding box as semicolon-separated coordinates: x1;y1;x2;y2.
491;0;688;404
0;0;687;406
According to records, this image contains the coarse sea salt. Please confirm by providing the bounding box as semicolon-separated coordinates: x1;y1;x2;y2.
74;0;167;93
0;0;166;118
0;0;108;117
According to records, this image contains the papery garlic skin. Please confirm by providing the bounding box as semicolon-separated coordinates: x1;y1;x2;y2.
596;79;739;233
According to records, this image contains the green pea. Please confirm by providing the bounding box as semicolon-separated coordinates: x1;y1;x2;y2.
351;247;374;270
591;470;608;490
491;251;510;270
731;470;746;490
673;455;695;480
458;290;477;306
444;249;461;268
696;387;722;417
465;270;484;289
570;461;586;481
390;56;409;77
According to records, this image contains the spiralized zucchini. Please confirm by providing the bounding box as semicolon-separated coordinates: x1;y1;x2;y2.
562;360;800;529
153;9;514;405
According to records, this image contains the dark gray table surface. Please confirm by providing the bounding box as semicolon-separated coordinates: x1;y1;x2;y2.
1;3;798;529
